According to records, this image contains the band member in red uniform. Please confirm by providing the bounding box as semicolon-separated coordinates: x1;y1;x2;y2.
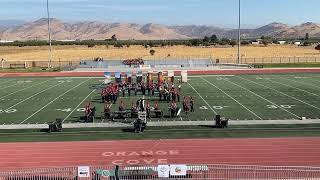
154;101;159;110
170;101;177;117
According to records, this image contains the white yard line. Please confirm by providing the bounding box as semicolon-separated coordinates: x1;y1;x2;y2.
187;82;217;115
20;79;90;124
238;76;320;111
0;79;16;86
275;76;320;89
0;79;51;100
266;77;320;98
0;82;19;90
62;89;96;122
4;82;64;111
225;79;300;119
201;77;263;120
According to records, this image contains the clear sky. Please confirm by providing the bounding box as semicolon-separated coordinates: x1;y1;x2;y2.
0;0;319;27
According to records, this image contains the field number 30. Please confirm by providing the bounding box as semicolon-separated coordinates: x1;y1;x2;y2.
267;105;295;109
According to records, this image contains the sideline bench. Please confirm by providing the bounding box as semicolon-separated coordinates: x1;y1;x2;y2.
10;63;26;69
253;64;264;68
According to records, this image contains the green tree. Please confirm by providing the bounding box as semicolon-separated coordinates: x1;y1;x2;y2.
149;49;156;56
315;44;320;52
305;33;309;40
111;34;117;41
230;40;237;47
210;34;218;43
203;36;210;43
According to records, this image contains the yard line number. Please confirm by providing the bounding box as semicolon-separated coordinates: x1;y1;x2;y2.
0;109;17;113
266;105;295;109
200;106;229;110
56;108;86;112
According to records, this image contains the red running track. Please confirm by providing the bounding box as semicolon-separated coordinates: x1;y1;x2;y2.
1;137;320;168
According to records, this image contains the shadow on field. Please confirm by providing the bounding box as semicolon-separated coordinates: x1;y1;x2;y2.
121;128;134;133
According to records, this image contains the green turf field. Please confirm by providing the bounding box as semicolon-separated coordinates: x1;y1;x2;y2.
0;73;320;125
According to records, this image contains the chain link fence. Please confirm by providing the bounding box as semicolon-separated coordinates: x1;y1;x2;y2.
1;164;320;180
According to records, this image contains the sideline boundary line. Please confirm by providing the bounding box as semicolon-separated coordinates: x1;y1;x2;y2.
20;79;91;124
202;77;263;120
239;76;320;111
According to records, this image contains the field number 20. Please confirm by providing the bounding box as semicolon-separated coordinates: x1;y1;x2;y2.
267;105;295;109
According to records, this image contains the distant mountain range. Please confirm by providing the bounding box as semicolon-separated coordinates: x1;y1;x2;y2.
0;18;320;40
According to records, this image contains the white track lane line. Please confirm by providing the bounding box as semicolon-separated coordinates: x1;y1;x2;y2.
0;79;51;100
239;76;320;111
225;79;300;119
266;76;320;98
4;82;64;111
62;89;96;122
201;77;263;120
20;79;90;124
187;82;218;115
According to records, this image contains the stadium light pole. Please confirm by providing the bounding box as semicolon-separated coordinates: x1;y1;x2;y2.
47;0;53;68
237;0;241;64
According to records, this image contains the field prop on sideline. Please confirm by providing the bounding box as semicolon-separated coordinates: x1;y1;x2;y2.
126;71;132;84
48;119;62;132
104;72;112;84
147;71;153;83
115;72;121;83
181;70;188;83
168;70;175;83
136;71;143;83
158;71;164;84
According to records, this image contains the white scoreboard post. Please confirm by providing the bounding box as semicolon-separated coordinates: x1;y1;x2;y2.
181;70;188;83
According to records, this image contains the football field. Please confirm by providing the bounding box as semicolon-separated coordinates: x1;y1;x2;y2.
0;73;320;125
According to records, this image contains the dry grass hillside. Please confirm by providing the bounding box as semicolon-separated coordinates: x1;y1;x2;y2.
0;45;319;62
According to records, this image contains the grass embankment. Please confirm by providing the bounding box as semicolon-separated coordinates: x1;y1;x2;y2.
1;124;320;143
260;63;320;68
0;67;61;73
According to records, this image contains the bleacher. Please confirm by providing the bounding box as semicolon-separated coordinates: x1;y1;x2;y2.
78;59;214;69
